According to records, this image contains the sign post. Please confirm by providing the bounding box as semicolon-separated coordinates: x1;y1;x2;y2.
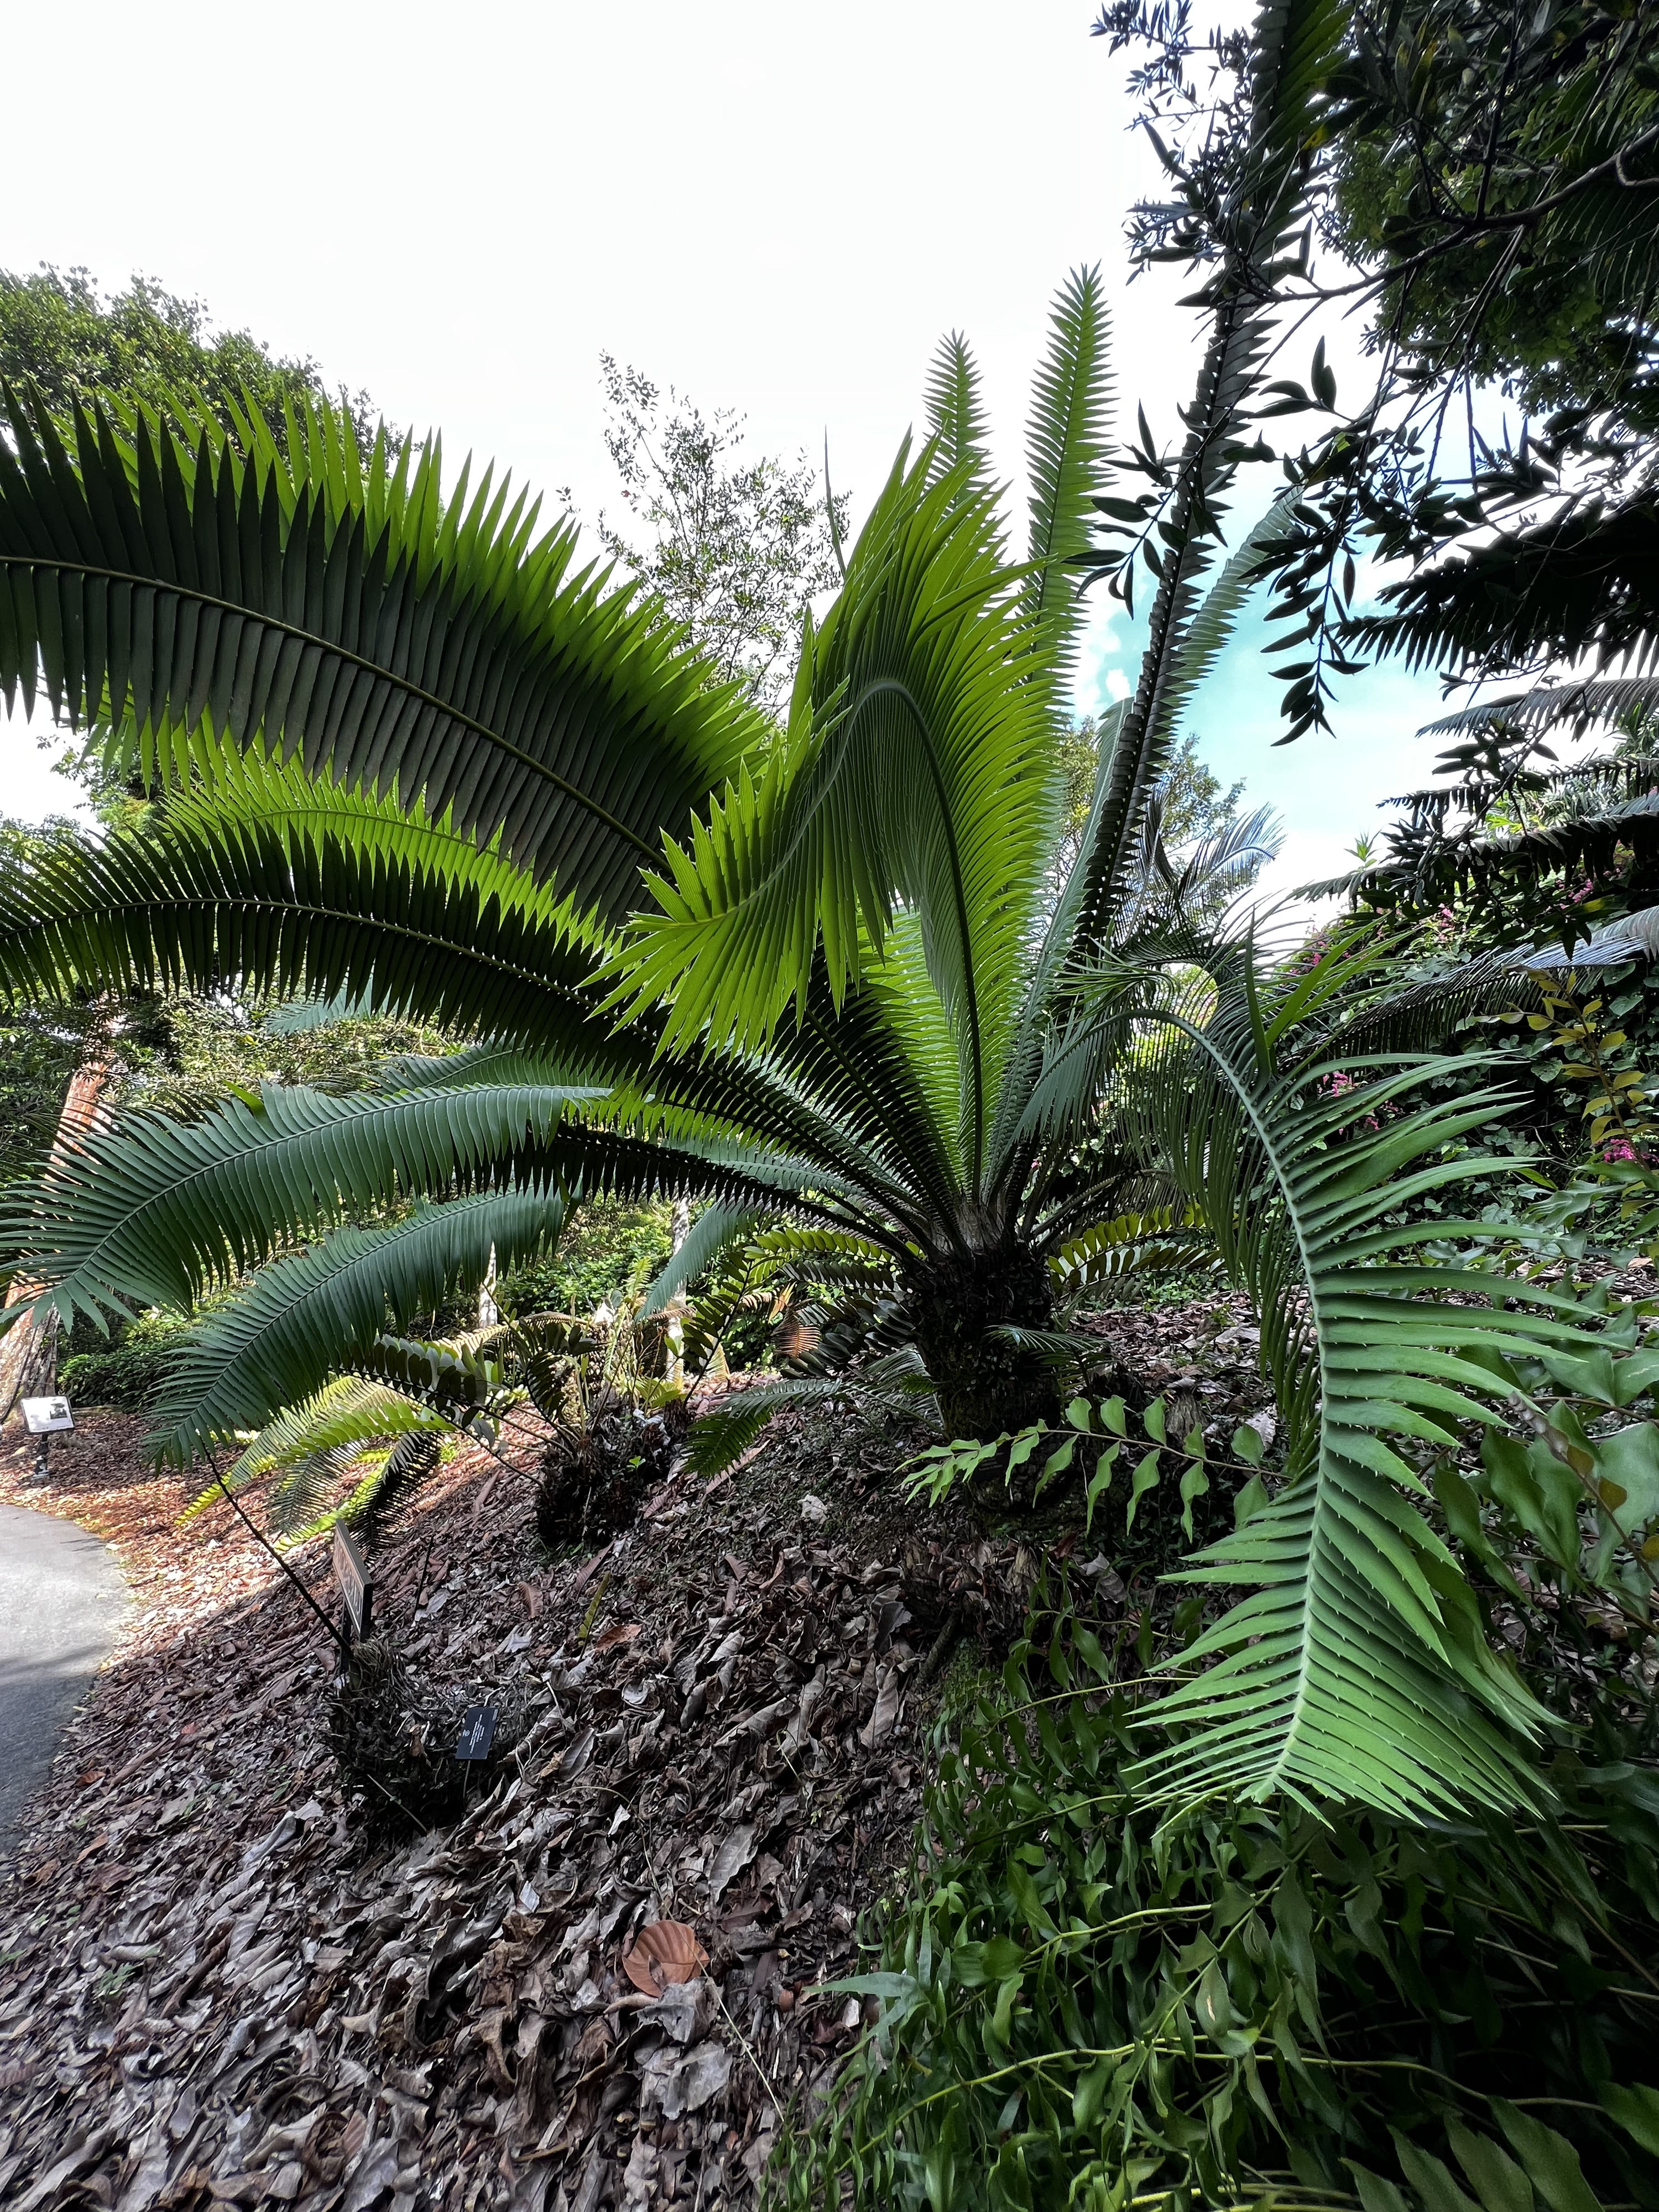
455;1702;499;1763
20;1396;73;1485
332;1524;373;1646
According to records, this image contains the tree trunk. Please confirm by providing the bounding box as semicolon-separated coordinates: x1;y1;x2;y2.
908;1241;1060;1442
0;1054;112;1426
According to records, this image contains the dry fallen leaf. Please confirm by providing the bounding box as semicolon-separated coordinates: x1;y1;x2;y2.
593;1620;643;1651
622;1919;708;1995
707;1823;757;1905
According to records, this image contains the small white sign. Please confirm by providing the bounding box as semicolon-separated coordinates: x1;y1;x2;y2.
21;1396;75;1434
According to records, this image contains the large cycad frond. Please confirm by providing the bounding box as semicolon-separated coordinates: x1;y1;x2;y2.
924;333;993;497
3;1062;589;1327
191;1374;453;1538
1419;675;1659;750
1022;264;1112;691
1066;0;1347;955
0;754;630;1060
0;390;762;919
148;1181;567;1463
1350;492;1659;684
6;1039;879;1337
615;442;1060;1193
1122;954;1597;1815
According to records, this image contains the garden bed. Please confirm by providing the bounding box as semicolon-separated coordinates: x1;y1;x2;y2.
0;1298;1276;2211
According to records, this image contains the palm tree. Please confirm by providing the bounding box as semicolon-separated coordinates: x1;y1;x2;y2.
0;0;1605;1814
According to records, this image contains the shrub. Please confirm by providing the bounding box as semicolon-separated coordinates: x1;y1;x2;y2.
60;1307;195;1410
782;1604;1659;2211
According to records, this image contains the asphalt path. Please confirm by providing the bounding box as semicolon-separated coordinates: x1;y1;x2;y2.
0;1501;129;1858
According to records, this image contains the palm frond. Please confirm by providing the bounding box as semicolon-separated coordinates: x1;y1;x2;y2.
924;333;992;496
0;389;763;920
0;753;629;1060
1419;676;1659;748
1351;493;1659;684
185;1373;452;1536
1022;265;1112;688
614;440;1060;1196
1121;953;1599;1815
148;1181;567;1465
1047;1206;1207;1296
687;1349;936;1477
5;1062;591;1327
1068;497;1296;954
1067;0;1347;953
638;1204;763;1318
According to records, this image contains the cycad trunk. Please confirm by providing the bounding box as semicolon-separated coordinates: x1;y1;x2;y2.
910;1242;1059;1442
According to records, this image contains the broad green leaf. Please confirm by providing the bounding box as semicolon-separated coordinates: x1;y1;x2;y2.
1126;1448;1162;1532
1589;1422;1659;1532
1537;1348;1620;1404
1598;2080;1659;2155
1490;2103;1602;2212
1448;2119;1536;2212
1180;1460;1211;1541
1392;2133;1483;2212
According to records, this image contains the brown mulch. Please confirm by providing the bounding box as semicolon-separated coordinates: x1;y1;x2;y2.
0;1398;1032;2212
0;1304;1277;2212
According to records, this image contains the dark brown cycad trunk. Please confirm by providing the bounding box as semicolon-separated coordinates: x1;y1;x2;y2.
909;1240;1060;1442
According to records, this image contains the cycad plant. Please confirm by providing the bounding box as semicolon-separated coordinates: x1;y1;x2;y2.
1;0;1609;1813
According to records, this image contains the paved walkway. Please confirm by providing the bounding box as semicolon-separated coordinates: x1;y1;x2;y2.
0;1503;129;1858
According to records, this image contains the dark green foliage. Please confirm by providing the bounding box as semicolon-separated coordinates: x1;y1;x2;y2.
1327;3;1659;443
499;1196;675;1321
59;1306;195;1409
0;392;760;922
1100;1;1659;732
782;1609;1659;2212
0;264;382;452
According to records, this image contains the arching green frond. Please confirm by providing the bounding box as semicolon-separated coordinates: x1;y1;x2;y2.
857;912;973;1187
1024;265;1111;685
1419;676;1659;748
1047;1206;1205;1295
6;1067;594;1328
1066;499;1296;963
678;1221;905;1379
0;754;635;1063
766;970;971;1235
11;1054;898;1337
1121;955;1601;1816
0;389;764;920
1066;0;1347;957
1152;493;1297;753
925;333;992;496
616;441;1060;1194
148;1181;568;1465
185;1373;452;1535
638;1204;764;1318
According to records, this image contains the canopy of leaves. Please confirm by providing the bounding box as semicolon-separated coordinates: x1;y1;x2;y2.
0;264;384;453
588;356;848;719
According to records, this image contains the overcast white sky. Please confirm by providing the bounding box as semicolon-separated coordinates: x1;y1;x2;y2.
2;0;1449;899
